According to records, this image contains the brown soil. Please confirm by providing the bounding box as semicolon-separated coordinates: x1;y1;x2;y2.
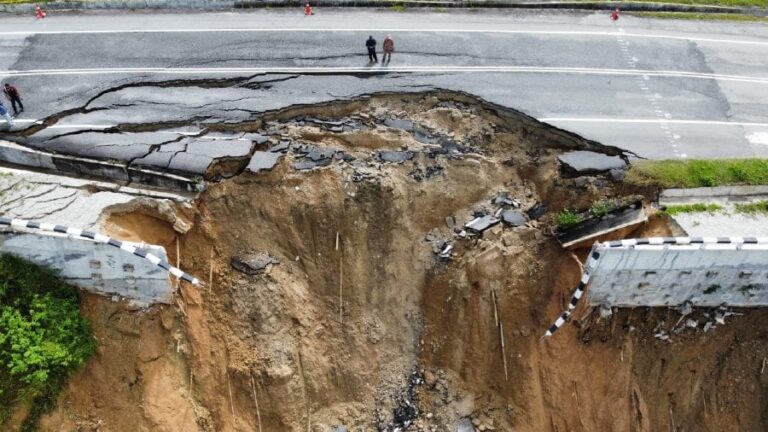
30;92;768;432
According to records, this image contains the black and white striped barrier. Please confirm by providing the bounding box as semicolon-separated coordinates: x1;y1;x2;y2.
544;250;600;337
605;236;768;248
0;217;202;286
543;236;768;338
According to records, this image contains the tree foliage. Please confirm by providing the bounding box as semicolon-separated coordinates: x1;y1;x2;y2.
0;253;96;427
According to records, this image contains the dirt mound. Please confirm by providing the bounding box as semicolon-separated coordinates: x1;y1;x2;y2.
35;92;768;432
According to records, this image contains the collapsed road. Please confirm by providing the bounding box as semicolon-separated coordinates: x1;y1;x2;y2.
0;8;767;432
1;89;765;431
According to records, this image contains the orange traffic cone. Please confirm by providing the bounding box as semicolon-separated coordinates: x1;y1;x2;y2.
610;8;620;21
304;3;314;15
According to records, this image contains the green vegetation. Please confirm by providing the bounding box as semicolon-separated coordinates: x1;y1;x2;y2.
735;200;768;215
642;0;768;7
634;11;768;21
0;254;96;430
570;0;768;6
390;3;406;12
556;209;582;229
704;284;721;294
589;199;614;218
663;203;724;215
626;159;768;188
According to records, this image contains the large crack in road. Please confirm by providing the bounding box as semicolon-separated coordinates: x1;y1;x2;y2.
0;82;635;193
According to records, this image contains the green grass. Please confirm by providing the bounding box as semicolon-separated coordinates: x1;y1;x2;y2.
571;0;768;6
389;3;406;12
626;159;768;188
0;254;96;430
663;202;724;215
644;0;768;7
634;11;768;21
556;209;582;229
735;200;768;215
589;199;615;217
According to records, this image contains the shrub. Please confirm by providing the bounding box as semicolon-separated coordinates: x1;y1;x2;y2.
0;254;96;429
557;209;582;229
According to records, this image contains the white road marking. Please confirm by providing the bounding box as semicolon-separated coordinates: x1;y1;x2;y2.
747;132;768;145
0;28;765;47
0;66;766;84
540;118;768;127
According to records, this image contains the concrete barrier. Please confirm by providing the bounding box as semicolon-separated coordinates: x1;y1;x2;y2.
0;231;173;305
587;240;768;307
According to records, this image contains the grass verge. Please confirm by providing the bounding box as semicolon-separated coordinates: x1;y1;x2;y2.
735;200;768;215
625;159;768;188
633;11;768;21
662;202;724;215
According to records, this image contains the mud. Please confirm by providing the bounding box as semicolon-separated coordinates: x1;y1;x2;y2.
28;92;768;432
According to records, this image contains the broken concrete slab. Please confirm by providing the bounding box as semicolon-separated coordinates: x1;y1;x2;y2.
378;151;415;163
558;151;627;175
246;151;283;173
501;210;527;227
464;215;500;233
556;206;647;249
586;242;768;307
230;253;279;275
0;231;172;306
0;140;202;192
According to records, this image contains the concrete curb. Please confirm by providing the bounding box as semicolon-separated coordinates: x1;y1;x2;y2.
660;185;768;205
0;140;204;193
0;0;764;16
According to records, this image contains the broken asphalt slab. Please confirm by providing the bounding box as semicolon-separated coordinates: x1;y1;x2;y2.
230;253;279;275
558;150;627;176
556;205;647;249
246;151;283;173
465;214;500;233
378;151;415;163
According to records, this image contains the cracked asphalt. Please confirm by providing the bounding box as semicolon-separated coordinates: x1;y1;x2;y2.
0;8;767;177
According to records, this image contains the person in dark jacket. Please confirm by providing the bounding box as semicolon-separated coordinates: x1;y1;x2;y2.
383;35;394;63
3;83;23;115
365;36;378;63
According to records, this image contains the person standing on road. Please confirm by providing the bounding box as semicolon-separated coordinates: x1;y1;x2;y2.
383;35;394;63
3;84;23;115
366;35;378;63
0;101;13;127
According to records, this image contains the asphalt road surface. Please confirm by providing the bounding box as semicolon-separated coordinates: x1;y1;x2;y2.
0;8;766;176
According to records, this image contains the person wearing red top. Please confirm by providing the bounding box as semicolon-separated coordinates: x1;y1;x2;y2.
383;35;394;63
3;84;23;115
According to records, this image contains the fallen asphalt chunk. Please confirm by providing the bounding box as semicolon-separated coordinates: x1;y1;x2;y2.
230;253;279;275
294;158;333;170
501;210;527;227
527;203;548;220
378;151;415;163
464;215;500;233
383;118;415;132
246;151;283;173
